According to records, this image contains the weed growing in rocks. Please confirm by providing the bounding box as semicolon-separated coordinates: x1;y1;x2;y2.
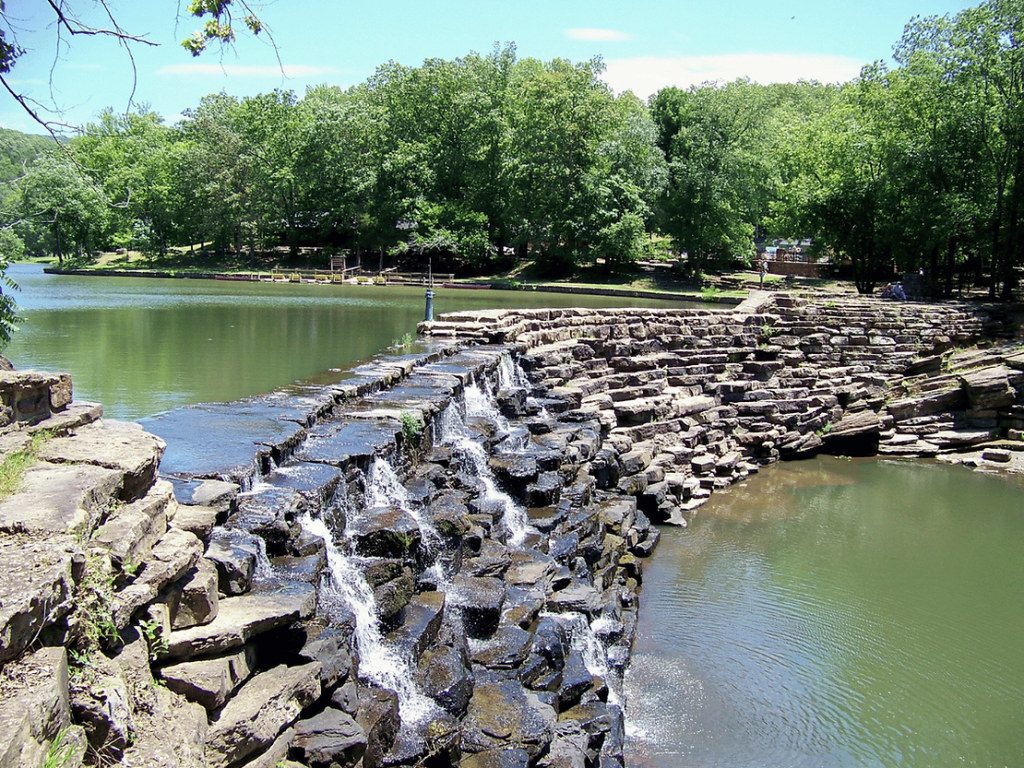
138;617;168;662
401;410;424;446
0;429;55;499
70;552;119;656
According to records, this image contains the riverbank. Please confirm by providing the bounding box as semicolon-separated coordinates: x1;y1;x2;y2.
43;264;736;305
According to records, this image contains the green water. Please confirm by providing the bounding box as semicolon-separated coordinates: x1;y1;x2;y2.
625;457;1024;768
3;263;692;420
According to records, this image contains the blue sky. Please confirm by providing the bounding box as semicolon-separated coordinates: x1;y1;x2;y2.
2;0;980;134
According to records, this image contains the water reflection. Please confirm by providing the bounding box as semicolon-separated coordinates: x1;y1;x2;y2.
626;456;1024;768
4;263;695;420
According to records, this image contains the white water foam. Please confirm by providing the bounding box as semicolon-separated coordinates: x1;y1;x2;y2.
365;457;444;571
435;397;537;547
556;611;623;707
300;513;439;725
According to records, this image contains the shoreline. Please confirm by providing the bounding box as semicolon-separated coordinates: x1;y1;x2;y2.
41;265;739;305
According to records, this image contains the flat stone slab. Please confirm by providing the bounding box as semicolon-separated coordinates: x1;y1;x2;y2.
294;420;396;466
0;461;122;536
91;479;176;569
161;582;317;661
0;534;77;664
159;644;258;711
141;400;306;480
36;421;165;501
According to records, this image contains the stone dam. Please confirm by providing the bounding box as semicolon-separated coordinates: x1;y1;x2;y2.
0;290;1022;767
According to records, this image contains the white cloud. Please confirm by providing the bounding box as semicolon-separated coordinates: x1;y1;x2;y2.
565;28;630;42
603;53;864;99
157;63;342;79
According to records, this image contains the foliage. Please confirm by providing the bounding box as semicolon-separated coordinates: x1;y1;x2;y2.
4;2;1024;299
42;728;77;768
0;429;52;499
138;617;169;661
400;411;424;446
71;552;119;654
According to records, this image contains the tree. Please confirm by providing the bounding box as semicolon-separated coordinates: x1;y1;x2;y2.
0;1;268;134
72;108;177;255
16;152;108;265
893;0;1024;299
652;80;773;276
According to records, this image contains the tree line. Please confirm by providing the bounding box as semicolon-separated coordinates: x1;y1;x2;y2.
1;0;1022;302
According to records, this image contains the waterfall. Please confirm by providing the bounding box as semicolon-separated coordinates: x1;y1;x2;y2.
497;351;530;391
300;513;439;725
251;534;274;583
435;398;537;547
557;611;623;707
365;457;444;582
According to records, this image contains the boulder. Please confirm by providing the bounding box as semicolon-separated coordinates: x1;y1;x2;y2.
0;535;76;664
115;684;208;768
160;582;316;661
289;707;366;768
235;484;305;555
470;624;533;669
166;557;219;630
416;645;474;716
354;687;400;768
0;461;121;537
298;628;354;689
205;527;261;596
36;421;165;502
347;508;421;560
387;591;445;662
204;662;322;768
960;365;1016;410
112;527;204;629
449;575;505;639
170;504;219;540
91;479;176;571
461;681;556;758
0;646;77;768
70;652;134;760
159;644;258;711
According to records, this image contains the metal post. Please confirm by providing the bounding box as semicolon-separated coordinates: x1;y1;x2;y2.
424;257;434;322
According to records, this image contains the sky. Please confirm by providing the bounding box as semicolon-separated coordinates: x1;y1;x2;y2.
1;0;982;134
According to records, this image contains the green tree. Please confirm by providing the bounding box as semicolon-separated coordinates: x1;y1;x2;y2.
652;80;775;277
16;153;107;265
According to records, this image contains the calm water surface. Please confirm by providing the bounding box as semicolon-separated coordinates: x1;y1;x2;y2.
625;457;1024;768
4;263;692;420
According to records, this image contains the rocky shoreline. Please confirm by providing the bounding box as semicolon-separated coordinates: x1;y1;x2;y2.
0;290;1021;767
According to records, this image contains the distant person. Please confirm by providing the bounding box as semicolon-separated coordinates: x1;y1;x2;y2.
892;282;906;300
759;257;769;288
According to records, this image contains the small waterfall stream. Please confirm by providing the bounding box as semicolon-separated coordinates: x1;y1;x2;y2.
435;390;537;547
300;511;439;726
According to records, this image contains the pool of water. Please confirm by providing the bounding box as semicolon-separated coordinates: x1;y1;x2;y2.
625;456;1024;768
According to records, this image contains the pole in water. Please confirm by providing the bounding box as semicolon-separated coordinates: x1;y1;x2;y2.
424;257;434;321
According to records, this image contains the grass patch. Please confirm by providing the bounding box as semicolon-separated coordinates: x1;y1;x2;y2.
0;430;54;499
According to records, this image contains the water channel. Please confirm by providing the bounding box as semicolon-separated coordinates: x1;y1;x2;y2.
6;262;1023;767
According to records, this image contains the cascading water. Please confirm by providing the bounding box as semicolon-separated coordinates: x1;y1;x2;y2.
300;512;439;725
435;396;537;547
497;351;530;391
557;611;623;707
365;456;445;583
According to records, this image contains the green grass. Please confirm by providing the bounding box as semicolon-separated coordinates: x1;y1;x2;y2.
0;430;54;499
